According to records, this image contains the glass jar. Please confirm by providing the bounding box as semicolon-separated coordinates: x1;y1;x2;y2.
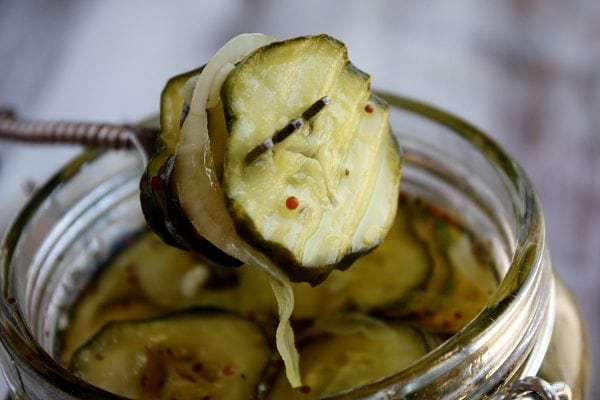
0;95;589;399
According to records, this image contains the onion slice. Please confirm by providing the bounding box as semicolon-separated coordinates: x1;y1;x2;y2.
174;33;302;387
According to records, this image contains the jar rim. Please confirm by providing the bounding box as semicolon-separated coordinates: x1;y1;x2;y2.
0;95;549;399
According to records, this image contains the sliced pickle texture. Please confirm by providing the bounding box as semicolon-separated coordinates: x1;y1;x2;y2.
143;34;401;284
65;194;500;397
139;33;403;389
221;35;402;283
60;232;245;365
70;309;272;400
379;200;498;333
160;66;204;153
230;197;432;321
59;233;165;364
266;315;428;399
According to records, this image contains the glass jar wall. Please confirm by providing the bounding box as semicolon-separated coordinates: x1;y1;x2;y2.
0;96;589;399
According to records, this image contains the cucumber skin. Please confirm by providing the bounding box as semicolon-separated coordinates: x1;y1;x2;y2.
140;151;184;250
144;35;400;284
140;152;242;266
70;307;276;400
141;64;242;267
161;155;242;267
158;66;204;153
219;35;400;285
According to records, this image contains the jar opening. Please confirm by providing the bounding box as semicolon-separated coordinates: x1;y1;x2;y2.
0;95;552;399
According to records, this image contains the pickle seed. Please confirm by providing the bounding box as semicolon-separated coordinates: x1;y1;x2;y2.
286;196;300;210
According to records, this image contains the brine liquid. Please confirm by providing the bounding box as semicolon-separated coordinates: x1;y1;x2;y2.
59;196;498;399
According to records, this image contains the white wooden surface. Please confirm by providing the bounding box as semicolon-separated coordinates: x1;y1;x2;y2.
0;1;598;396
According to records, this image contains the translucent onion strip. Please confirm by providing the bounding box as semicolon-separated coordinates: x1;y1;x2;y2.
174;33;302;387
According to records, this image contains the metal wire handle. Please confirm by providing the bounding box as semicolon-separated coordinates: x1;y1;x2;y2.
0;107;158;156
489;377;572;400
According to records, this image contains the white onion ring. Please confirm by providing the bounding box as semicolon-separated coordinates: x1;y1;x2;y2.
174;33;302;387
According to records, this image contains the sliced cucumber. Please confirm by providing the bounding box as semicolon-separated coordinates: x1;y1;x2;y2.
425;213;498;333
220;35;402;283
140;150;183;250
301;196;431;314
159;154;242;266
133;233;241;310
379;200;498;333
140;65;242;265
230;198;433;321
144;34;401;285
60;232;243;364
159;66;204;153
65;193;499;396
265;314;429;399
70;309;273;400
61;298;162;367
59;233;165;364
146;34;402;387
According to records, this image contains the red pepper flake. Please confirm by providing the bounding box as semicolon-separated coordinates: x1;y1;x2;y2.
300;385;312;394
246;311;257;321
192;362;204;372
271;358;284;369
454;311;463;320
150;175;164;190
286;196;300;210
126;263;139;285
201;396;212;400
364;103;374;113
95;353;104;361
222;364;236;376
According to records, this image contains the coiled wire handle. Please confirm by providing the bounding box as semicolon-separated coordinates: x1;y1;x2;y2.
489;377;571;400
0;107;158;158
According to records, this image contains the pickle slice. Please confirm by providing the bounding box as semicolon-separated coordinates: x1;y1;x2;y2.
143;34;401;285
159;66;204;153
70;309;272;400
220;35;402;283
227;197;433;320
60;232;243;365
140;34;401;388
266;314;429;399
140;67;242;266
379;200;498;333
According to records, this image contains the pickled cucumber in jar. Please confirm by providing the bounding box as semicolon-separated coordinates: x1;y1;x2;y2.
61;196;498;399
59;33;498;399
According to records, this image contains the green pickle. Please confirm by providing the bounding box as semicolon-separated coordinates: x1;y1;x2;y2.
60;197;498;399
62;33;498;399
